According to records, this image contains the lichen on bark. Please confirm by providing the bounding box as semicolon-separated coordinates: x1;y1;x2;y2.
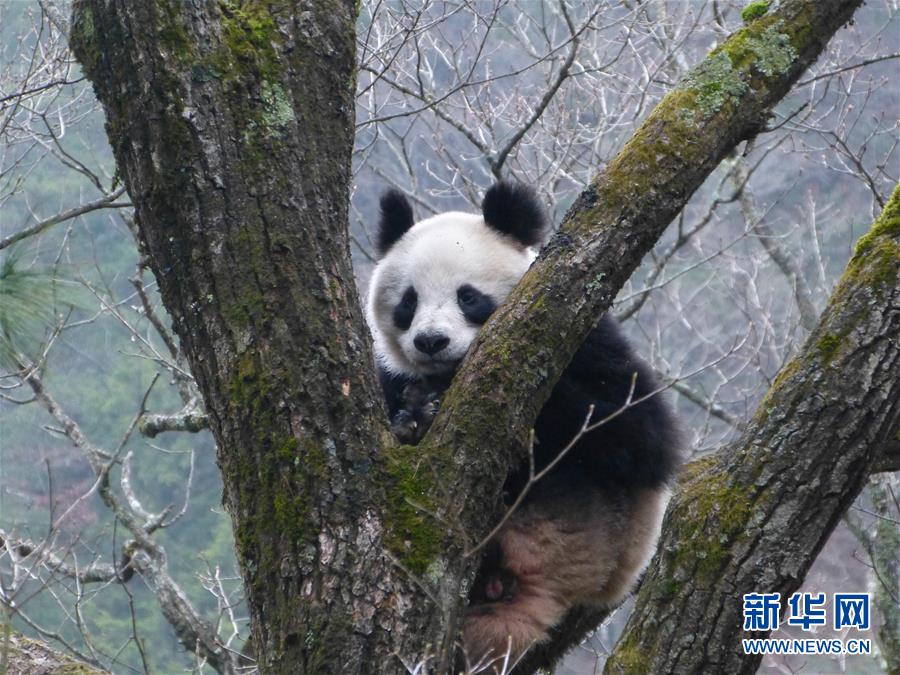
680;52;749;119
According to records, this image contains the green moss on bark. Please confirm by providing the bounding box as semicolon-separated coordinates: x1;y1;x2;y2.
816;333;844;364
840;186;900;298
379;443;449;576
70;6;99;72
151;0;296;158
157;0;194;62
215;0;284;81
605;631;651;675
865;239;900;288
854;186;900;256
226;353;321;562
742;1;770;23
572;88;701;224
227;351;273;419
669;461;754;580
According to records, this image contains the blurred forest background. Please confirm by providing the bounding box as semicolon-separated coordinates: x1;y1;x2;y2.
0;0;897;673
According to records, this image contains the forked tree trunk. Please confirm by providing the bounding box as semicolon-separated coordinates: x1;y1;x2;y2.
69;0;880;672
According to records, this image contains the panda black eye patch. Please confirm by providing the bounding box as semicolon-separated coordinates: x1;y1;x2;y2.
457;284;496;324
392;286;417;330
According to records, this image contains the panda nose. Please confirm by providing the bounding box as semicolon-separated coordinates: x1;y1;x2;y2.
414;332;450;356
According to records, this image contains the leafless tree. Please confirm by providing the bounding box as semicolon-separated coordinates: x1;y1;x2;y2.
0;0;897;673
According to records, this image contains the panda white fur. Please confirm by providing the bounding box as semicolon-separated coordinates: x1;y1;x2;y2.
366;182;680;667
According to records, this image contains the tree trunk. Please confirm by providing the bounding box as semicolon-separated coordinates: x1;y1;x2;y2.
68;2;429;671
606;185;900;674
68;0;868;672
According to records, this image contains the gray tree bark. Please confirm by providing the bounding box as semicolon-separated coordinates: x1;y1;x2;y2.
68;0;877;672
0;630;107;675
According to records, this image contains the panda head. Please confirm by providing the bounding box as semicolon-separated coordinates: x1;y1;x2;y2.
367;182;548;377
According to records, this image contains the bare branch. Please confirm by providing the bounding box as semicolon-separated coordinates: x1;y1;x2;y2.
0;187;128;252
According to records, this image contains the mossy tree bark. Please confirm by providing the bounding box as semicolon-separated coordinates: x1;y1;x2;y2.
605;186;900;675
68;1;422;672
68;0;875;672
0;631;107;675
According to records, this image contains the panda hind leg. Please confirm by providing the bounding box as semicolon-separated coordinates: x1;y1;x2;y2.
462;488;630;666
462;485;671;667
593;485;671;606
462;522;569;668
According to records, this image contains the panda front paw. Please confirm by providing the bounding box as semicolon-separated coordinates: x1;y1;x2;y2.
418;391;441;423
390;381;442;444
390;394;440;444
390;409;422;444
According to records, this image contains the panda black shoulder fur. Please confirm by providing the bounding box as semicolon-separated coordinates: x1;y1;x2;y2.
366;182;680;666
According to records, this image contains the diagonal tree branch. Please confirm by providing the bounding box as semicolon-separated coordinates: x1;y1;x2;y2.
606;184;900;674
420;0;865;578
412;1;867;666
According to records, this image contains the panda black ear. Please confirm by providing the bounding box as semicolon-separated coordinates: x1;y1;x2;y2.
481;181;548;248
376;189;415;257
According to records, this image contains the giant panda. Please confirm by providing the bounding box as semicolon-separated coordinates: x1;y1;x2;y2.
365;181;680;668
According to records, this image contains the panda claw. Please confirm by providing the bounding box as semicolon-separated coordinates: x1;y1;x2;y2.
390;410;421;444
